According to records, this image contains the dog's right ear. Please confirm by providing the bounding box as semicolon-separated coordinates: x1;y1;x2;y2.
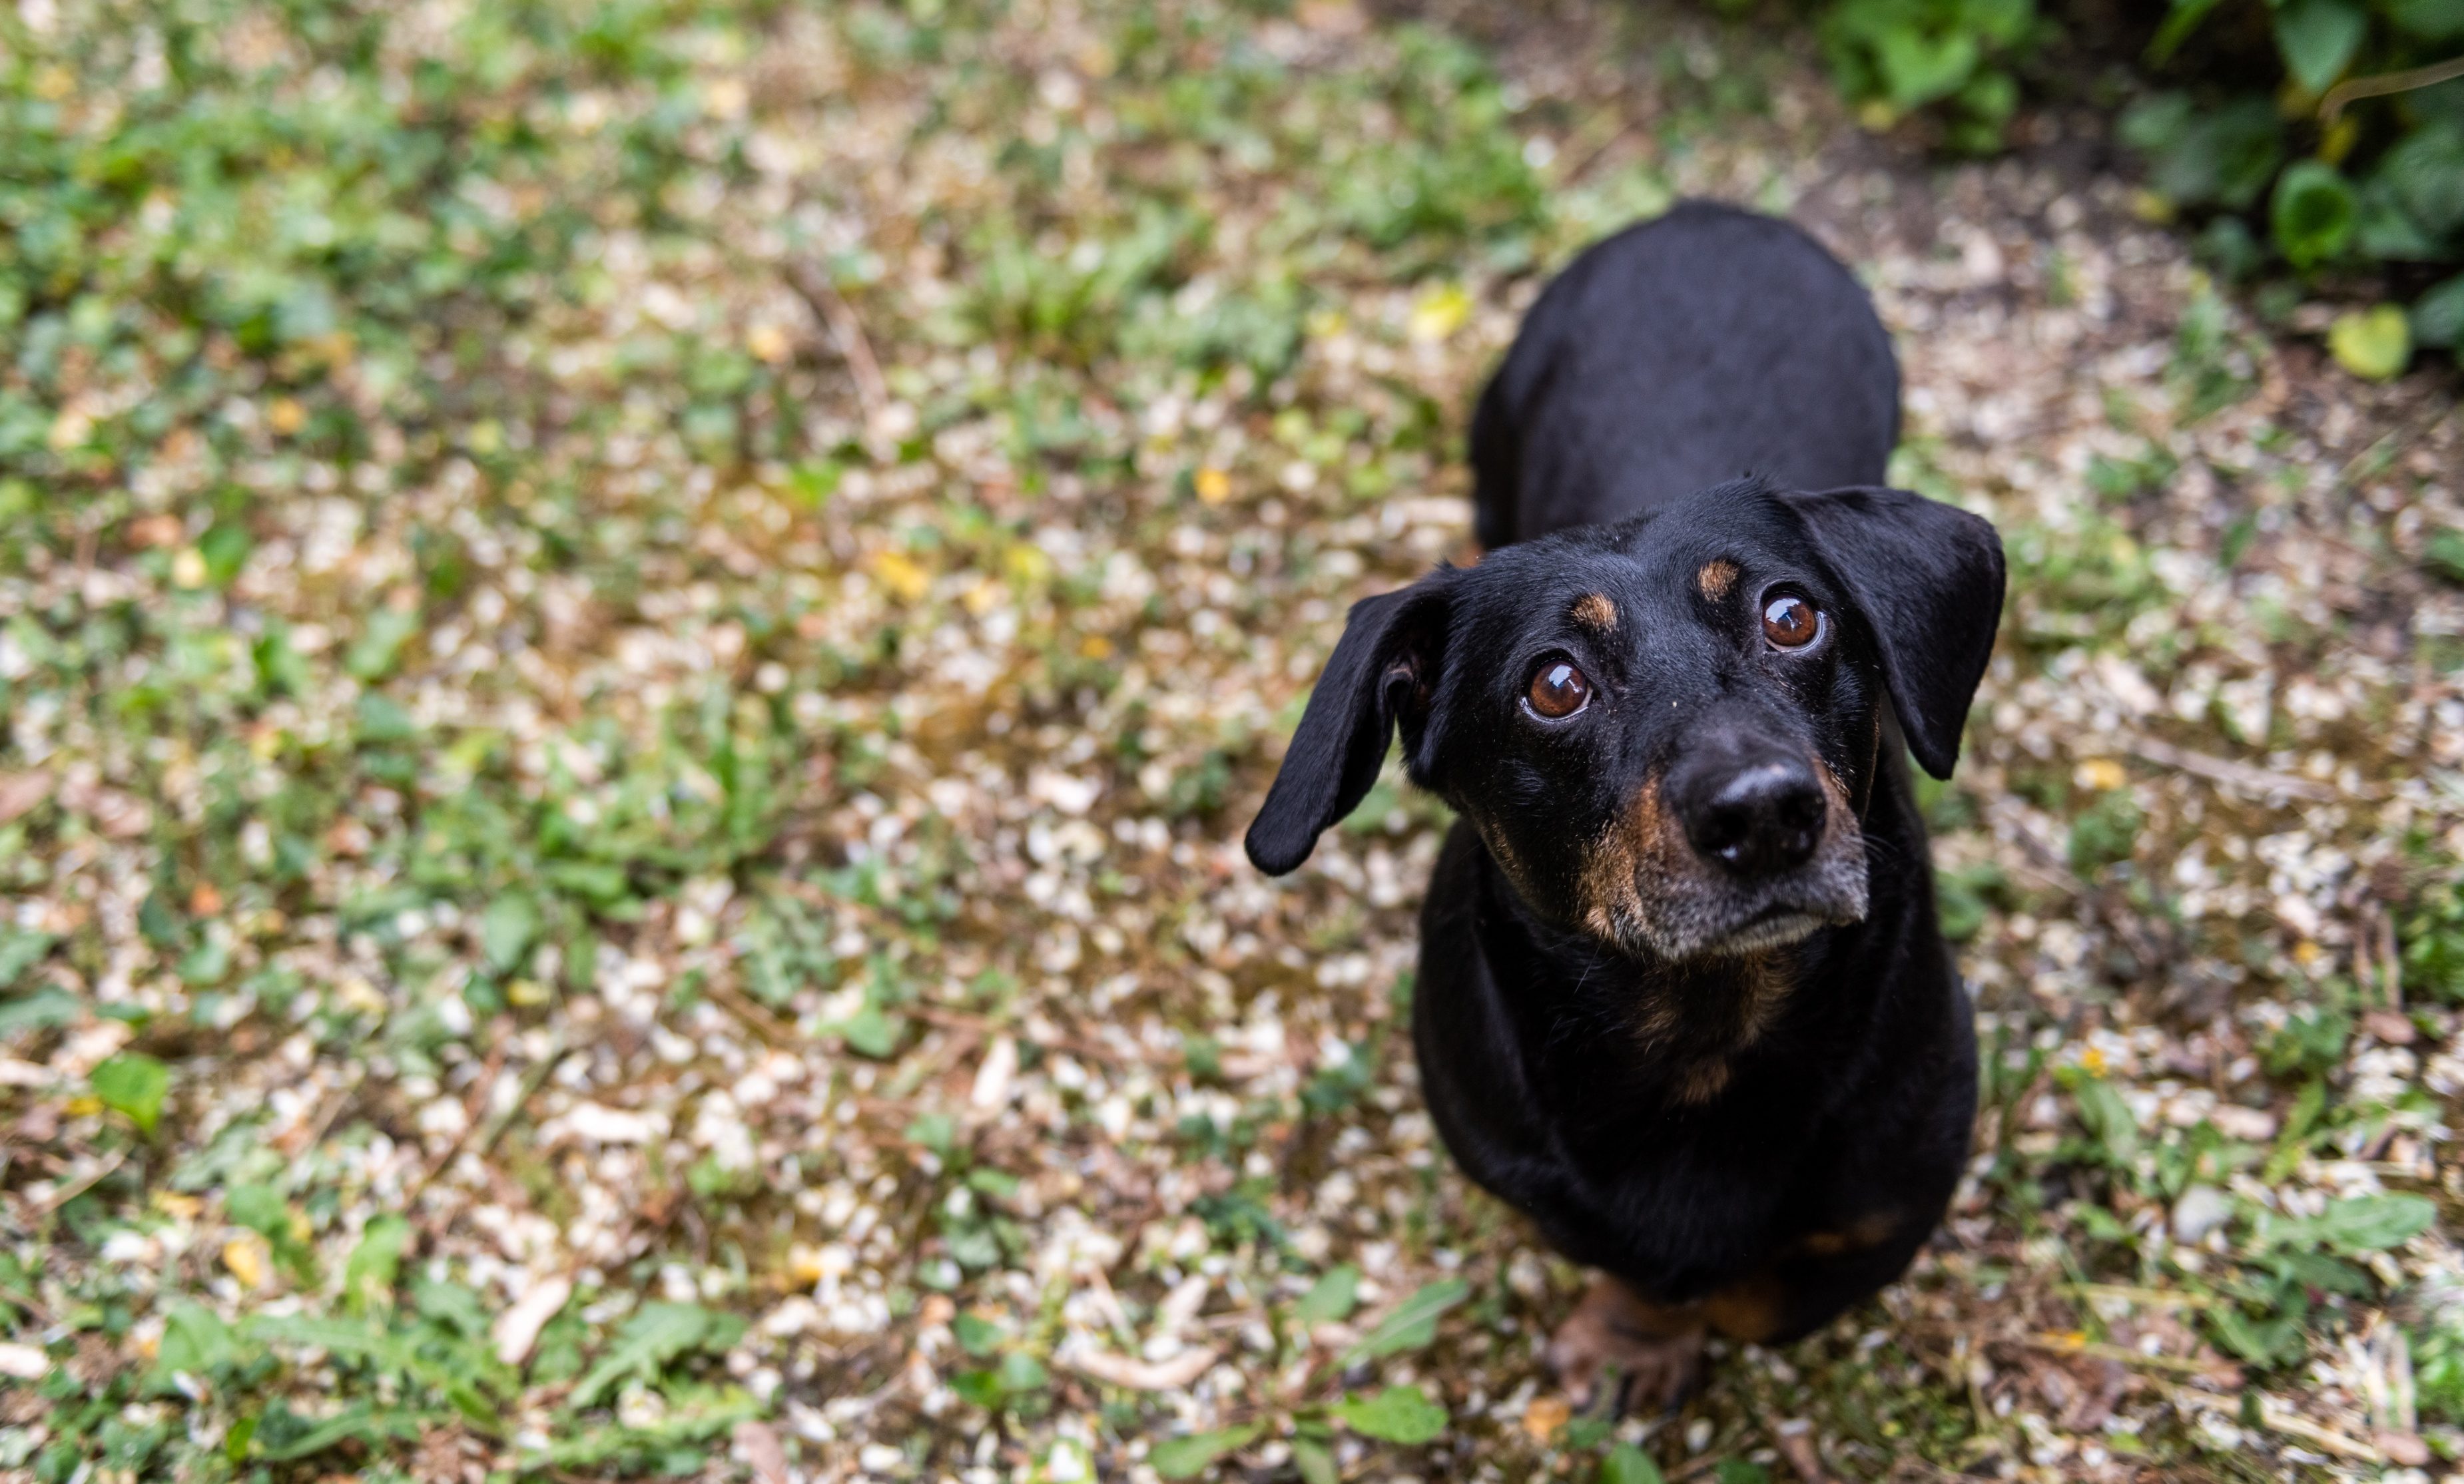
1245;572;1454;876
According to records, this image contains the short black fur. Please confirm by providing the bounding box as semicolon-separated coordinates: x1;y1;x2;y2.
1246;202;2006;1364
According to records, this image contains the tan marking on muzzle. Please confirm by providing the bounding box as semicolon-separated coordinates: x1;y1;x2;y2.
1570;592;1617;630
1696;559;1740;601
1577;777;1688;949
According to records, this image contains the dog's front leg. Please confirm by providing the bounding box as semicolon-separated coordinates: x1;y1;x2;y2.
1543;1271;1707;1415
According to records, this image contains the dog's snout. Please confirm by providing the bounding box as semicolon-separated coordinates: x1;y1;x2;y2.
1678;758;1827;877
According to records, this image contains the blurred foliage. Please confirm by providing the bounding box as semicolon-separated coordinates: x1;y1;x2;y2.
1797;0;2464;368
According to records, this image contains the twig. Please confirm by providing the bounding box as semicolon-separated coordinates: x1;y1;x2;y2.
2254;1393;2385;1462
782;260;890;427
36;1146;128;1214
2126;736;2337;802
2323;54;2464;124
2060;1282;2222;1311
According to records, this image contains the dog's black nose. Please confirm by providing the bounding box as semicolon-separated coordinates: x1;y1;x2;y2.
1677;759;1827;876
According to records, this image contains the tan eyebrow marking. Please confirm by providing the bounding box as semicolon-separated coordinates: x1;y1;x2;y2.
1696;559;1740;601
1571;593;1617;630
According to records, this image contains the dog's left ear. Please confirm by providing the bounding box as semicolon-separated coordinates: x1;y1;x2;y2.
1785;486;2004;780
1245;571;1455;876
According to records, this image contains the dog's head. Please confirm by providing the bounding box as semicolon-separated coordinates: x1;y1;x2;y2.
1245;479;2004;961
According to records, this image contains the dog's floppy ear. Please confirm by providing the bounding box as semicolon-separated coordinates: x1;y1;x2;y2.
1245;572;1454;876
1786;486;2004;780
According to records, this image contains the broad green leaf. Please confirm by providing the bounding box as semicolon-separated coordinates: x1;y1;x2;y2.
0;987;81;1036
345;606;420;680
481;893;539;973
1293;1437;1340;1484
1149;1423;1263;1479
1876;28;1979;110
342;1215;412;1312
2329;306;2411;381
2387;0;2464;39
1333;1383;1449;1443
1341;1278;1470;1363
570;1302;745;1408
2272;160;2357;269
0;926;55;986
1296;1264;1361;1324
952;1312;1002;1357
1600;1442;1667;1484
154;1302;236;1377
91;1051;169;1134
838;1003;905;1059
2312;1194;2437;1254
2375;122;2464;238
2274;0;2367;93
2413;273;2464;350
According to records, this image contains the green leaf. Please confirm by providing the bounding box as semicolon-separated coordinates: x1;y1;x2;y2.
1876;27;1980;110
2413;274;2464;350
2272;160;2357;269
2375;122;2464;239
2329;306;2411;381
2387;0;2464;40
1296;1264;1361;1324
570;1302;744;1409
1600;1442;1667;1484
2274;0;2367;94
342;1215;412;1312
91;1051;169;1134
2423;529;2464;587
0;987;81;1036
838;1003;905;1058
2062;1068;2140;1166
345;606;420;680
2311;1194;2437;1254
481;893;540;974
1341;1278;1471;1363
1149;1423;1263;1479
1715;1463;1773;1484
153;1302;235;1377
0;926;55;987
1333;1383;1449;1443
1293;1437;1341;1484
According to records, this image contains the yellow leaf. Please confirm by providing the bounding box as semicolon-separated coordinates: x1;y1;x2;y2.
745;323;792;364
872;550;931;604
1521;1395;1570;1441
223;1235;270;1290
1193;466;1232;504
266;397;308;436
1078;633;1114;660
2328;306;2410;382
1407;283;1471;344
2076;758;2127;791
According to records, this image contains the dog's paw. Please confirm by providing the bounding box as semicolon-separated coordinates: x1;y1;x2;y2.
1544;1274;1705;1415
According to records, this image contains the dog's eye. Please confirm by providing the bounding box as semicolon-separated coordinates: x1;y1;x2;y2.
1762;594;1820;648
1526;660;1591;718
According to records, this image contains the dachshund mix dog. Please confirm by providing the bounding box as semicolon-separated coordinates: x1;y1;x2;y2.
1245;202;2004;1407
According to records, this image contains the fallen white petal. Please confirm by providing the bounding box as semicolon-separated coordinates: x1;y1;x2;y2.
492;1274;574;1367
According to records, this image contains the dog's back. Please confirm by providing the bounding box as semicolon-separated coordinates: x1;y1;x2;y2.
1470;201;1899;549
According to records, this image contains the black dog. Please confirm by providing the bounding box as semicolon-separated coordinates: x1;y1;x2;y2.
1245;202;2004;1405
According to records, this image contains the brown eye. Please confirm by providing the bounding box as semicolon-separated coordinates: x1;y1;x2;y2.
1762;594;1820;648
1526;660;1590;718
